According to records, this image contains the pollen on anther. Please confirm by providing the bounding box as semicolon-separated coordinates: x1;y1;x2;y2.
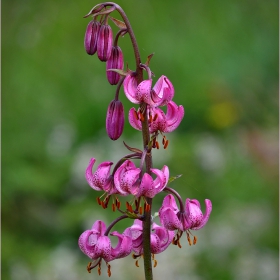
133;109;139;120
112;203;116;212
155;141;159;149
193;236;197;245
87;262;92;273
97;197;102;205
139;112;144;122
153;259;158;267
164;140;169;149
139;206;143;215
177;240;182;248
135;260;140;267
153;114;158;121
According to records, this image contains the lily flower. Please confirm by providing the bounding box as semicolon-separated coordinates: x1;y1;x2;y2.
114;160;169;198
85;158;119;194
78;220;113;262
159;194;212;232
135;165;169;198
79;220;133;265
129;219;174;255
123;74;174;107
128;101;184;134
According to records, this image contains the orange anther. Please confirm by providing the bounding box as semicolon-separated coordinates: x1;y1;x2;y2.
155;141;159;149
139;112;144;122
177;239;182;248
97;197;101;205
139;206;143;215
153;114;158;121
153;259;158;268
193;236;197;245
164;140;169;149
112;203;116;212
135;260;140;267
87;262;92;273
133;109;139;120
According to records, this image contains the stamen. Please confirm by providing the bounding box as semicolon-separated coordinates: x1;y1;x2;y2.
107;263;111;277
153;259;158;268
87;262;92;273
97;197;102;205
97;263;101;275
128;204;133;213
149;113;153;123
125;201;130;210
133;109;139;120
101;201;106;209
116;197;121;209
145;203;151;212
164;140;169;149
139;206;143;215
112;203;116;212
152;138;157;148
177;239;182;248
155;141;159;149
193;236;197;245
135;260;140;267
139;112;144;122
187;233;192;246
153;114;158;121
162;136;166;145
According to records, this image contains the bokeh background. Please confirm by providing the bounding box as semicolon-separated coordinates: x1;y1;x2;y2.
2;0;278;279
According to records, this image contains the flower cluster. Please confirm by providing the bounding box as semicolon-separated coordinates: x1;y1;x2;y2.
79;2;212;278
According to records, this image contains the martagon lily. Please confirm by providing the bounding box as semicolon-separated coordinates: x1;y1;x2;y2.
128;101;184;134
123;73;174;107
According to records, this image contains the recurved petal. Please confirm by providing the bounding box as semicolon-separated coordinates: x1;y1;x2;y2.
191;199;212;230
92;161;114;191
110;230;133;259
78;230;96;258
164;101;184;133
152;75;174;107
91;220;107;235
137;173;154;198
161;194;179;211
123;74;140;104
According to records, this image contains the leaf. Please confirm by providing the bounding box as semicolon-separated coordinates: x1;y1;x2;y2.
106;69;128;76
168;174;182;184
123;141;143;154
109;16;127;29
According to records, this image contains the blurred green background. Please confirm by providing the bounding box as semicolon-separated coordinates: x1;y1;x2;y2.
2;0;278;279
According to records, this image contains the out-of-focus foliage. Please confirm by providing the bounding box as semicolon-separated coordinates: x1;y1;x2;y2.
2;0;278;279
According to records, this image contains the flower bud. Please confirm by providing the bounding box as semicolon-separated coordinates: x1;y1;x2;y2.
84;20;101;55
106;100;124;140
97;24;113;62
106;46;124;85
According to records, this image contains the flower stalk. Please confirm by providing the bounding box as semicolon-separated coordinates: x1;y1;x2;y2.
79;3;212;280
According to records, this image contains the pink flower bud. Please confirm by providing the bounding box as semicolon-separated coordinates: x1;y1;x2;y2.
97;24;113;62
106;100;124;140
84;20;101;55
106;46;124;85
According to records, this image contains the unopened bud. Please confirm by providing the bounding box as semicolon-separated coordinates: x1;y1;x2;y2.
84;20;101;55
106;46;124;85
97;24;113;61
106;100;124;140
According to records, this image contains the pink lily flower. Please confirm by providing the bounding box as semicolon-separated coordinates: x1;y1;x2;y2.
113;160;141;196
85;158;119;194
123;74;174;107
78;220;113;262
114;160;169;198
130;219;174;255
159;194;212;231
135;165;169;198
78;220;133;263
128;101;184;134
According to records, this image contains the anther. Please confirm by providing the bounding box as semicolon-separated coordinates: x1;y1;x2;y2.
193;236;197;245
116;198;121;209
145;203;151;212
139;112;144;122
128;204;133;213
149;113;153;123
155;141;159;149
97;197;102;205
162;137;166;145
164;140;169;149
101;201;106;209
97;263;101;275
177;239;182;248
125;201;130;210
153;114;158;121
107;263;111;277
135;260;140;267
133;109;139;120
87;262;92;273
112;203;116;212
187;233;192;246
153;259;158;267
139;206;143;215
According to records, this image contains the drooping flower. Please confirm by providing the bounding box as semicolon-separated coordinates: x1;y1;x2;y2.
135;165;169;198
129;219;174;255
128;101;184;134
106;46;124;85
113;160;141;196
106;99;124;140
123;74;174;107
97;24;113;61
78;220;133;264
78;220;113;262
84;20;101;55
85;158;119;194
113;160;169;198
159;194;212;232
